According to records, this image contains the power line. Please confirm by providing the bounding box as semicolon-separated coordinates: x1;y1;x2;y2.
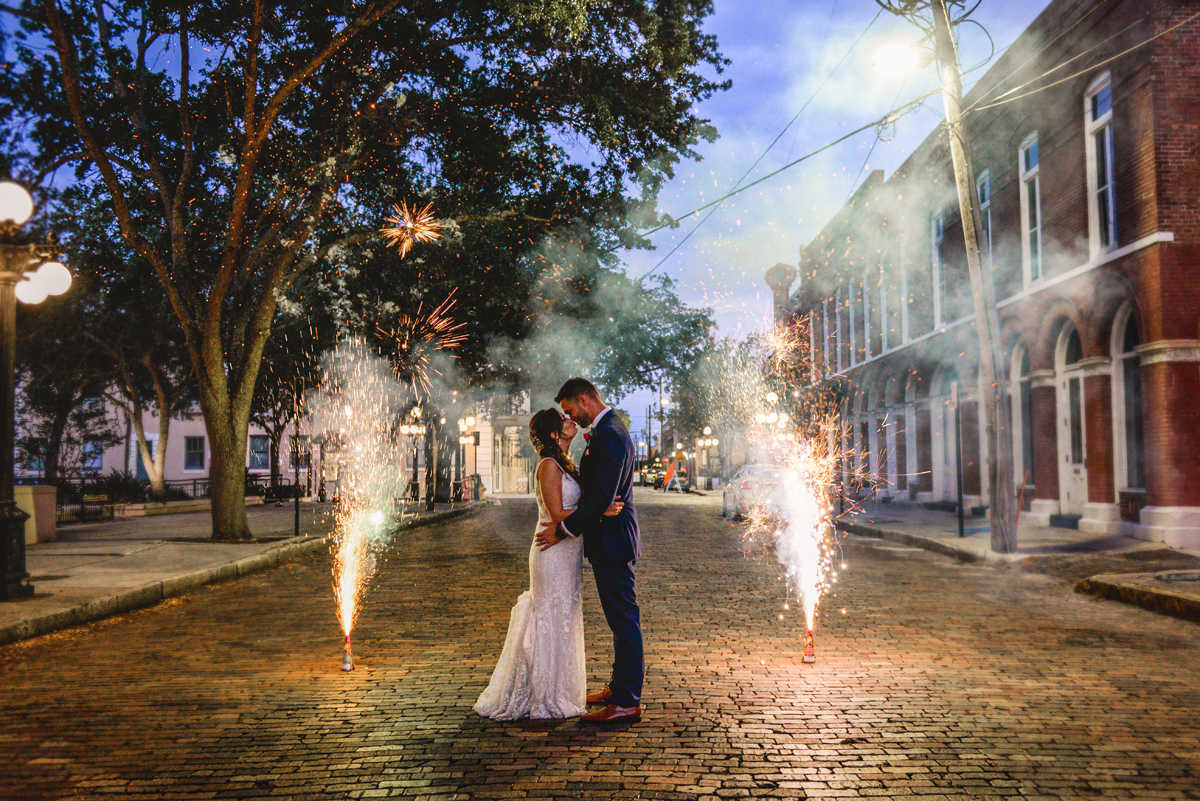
625;89;940;248
638;8;884;280
962;0;1110;110
969;7;1200;114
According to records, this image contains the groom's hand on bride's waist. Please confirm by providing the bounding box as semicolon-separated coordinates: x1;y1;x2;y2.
535;520;565;551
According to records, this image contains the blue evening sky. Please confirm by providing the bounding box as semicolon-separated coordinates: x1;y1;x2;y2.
618;0;1052;441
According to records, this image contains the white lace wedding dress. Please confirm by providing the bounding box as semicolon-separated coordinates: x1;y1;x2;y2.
474;458;586;720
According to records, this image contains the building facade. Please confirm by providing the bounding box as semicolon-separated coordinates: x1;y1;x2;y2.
777;0;1200;549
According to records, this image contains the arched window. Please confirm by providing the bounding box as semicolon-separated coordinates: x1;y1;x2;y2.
1012;344;1035;487
1118;313;1145;489
1063;328;1084;464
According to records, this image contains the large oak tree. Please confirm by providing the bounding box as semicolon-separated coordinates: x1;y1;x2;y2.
1;0;726;538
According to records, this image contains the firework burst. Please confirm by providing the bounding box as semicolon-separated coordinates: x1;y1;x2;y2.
379;290;468;396
382;201;443;258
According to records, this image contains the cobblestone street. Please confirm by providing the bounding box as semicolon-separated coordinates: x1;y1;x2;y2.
1;490;1198;800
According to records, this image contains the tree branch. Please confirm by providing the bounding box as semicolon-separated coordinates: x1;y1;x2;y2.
39;0;192;336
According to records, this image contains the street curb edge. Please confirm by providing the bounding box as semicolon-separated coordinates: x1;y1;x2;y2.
835;520;986;564
1075;574;1200;624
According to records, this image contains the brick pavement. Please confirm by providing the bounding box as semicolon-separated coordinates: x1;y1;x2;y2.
1;489;1198;799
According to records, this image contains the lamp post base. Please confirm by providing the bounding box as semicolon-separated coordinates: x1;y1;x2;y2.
0;501;33;601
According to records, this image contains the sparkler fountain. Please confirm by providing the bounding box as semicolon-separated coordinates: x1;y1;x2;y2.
309;341;409;672
718;319;841;666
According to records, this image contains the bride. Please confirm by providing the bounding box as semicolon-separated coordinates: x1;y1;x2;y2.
474;408;622;720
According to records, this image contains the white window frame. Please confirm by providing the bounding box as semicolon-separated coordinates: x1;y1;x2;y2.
247;434;271;471
931;210;945;326
183;435;206;472
1019;133;1043;286
862;268;871;361
822;298;830;377
848;279;858;367
976;170;992;270
900;234;910;342
879;253;889;353
1110;303;1144;491
809;310;818;383
1085;73;1117;258
835;288;844;372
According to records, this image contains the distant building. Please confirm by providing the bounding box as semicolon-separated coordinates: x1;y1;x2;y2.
775;0;1200;549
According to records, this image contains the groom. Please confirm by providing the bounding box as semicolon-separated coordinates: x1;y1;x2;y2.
535;377;644;723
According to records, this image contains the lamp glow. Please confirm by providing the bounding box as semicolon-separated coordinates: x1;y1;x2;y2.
15;278;48;305
35;262;71;296
871;40;931;78
0;182;33;226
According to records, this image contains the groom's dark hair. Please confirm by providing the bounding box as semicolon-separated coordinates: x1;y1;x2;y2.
555;377;601;404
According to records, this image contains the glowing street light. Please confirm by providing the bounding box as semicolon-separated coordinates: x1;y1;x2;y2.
1;181;73;600
870;39;934;78
0;182;34;227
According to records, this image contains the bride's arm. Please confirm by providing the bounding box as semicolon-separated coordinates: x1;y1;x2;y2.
537;460;574;524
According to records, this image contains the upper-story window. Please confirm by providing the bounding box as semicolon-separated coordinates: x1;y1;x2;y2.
1019;134;1042;284
976;171;992;269
932;210;946;325
1086;74;1117;256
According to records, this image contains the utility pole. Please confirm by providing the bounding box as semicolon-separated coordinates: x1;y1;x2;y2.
657;375;666;468
878;0;1017;553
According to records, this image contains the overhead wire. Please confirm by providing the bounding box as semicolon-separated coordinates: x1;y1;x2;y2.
621;88;940;250
637;8;884;280
969;6;1200;113
965;1;1177;113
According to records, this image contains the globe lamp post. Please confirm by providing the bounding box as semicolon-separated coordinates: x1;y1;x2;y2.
1;181;72;600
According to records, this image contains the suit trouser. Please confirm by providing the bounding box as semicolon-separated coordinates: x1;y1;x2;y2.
591;559;644;707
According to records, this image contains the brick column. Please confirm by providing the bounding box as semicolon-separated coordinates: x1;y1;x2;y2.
1026;369;1059;524
960;400;982;500
1136;341;1200;548
915;406;933;497
1079;358;1120;533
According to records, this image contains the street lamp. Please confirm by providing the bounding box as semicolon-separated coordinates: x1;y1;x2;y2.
1;181;72;601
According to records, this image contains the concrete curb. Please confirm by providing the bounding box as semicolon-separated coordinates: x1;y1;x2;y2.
1075;574;1200;623
0;501;486;647
837;520;999;564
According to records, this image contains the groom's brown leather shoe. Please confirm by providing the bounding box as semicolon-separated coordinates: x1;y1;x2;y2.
586;686;613;705
581;704;641;723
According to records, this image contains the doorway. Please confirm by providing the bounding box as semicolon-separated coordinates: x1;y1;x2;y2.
1057;326;1087;516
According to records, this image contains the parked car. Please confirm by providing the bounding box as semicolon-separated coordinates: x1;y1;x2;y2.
639;464;664;487
722;464;784;519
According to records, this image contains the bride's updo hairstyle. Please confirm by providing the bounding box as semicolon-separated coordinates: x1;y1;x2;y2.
530;409;581;481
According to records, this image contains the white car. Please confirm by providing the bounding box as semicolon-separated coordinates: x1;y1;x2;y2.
722;464;784;519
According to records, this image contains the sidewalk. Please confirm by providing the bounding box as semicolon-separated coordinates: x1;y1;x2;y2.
837;500;1200;623
1;499;488;646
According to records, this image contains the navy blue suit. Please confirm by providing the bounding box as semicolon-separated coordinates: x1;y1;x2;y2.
561;409;644;707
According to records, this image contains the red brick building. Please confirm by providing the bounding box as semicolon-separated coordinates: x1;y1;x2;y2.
773;0;1200;549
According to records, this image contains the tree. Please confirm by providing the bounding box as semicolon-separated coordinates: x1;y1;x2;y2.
2;0;726;538
15;274;120;483
32;183;198;501
251;319;324;487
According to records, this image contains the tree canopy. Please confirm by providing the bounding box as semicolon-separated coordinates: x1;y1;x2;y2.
1;0;726;538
